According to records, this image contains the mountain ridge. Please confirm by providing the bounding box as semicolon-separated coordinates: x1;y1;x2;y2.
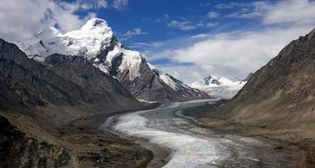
214;27;315;137
191;74;246;99
0;38;143;130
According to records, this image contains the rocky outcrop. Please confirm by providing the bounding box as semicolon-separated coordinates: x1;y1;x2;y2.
0;115;70;168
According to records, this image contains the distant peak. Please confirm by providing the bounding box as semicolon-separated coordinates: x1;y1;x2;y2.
81;18;109;30
204;75;221;85
36;26;61;40
37;26;60;36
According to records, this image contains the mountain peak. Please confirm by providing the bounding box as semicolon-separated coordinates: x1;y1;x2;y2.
204;75;221;85
18;18;114;60
192;74;246;99
36;26;61;40
81;18;110;31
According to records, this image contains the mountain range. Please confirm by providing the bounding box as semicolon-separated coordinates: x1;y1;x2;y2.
18;18;209;102
191;75;250;99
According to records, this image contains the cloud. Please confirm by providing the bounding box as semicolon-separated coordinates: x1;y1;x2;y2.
123;28;148;37
168;20;200;31
167;19;217;31
56;0;108;10
173;26;312;80
154;18;161;23
0;0;105;43
144;0;315;84
112;0;128;9
226;0;315;26
156;64;206;84
257;0;315;25
0;0;129;43
148;25;313;84
207;12;220;18
200;2;211;8
215;2;250;9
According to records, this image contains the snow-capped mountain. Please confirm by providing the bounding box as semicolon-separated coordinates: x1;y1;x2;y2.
191;75;247;99
18;18;209;102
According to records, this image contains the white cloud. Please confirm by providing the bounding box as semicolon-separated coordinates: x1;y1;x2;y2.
0;0;105;43
226;0;315;26
172;26;312;81
146;0;315;83
57;0;108;10
148;25;313;84
206;23;218;28
215;2;251;9
0;0;129;43
207;12;220;18
168;20;217;31
123;28;148;37
112;0;128;9
156;64;206;84
257;0;315;25
168;20;198;31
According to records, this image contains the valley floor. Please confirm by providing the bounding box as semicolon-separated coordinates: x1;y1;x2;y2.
1;100;313;167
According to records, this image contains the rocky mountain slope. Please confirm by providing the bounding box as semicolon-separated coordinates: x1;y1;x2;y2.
0;38;141;127
18;18;209;102
0;38;152;167
220;27;315;136
191;75;248;99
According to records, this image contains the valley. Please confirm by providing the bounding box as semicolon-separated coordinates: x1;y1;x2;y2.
103;99;299;167
1;1;315;167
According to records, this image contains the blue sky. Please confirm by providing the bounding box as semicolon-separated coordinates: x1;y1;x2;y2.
1;0;315;83
89;0;265;45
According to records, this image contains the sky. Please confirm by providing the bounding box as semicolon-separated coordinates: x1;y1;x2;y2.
1;0;315;84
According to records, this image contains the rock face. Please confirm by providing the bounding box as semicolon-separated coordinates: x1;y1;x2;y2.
224;28;315;128
0;38;140;112
191;75;246;99
18;18;209;102
0;115;70;168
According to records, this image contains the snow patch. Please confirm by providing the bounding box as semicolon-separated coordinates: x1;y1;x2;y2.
160;73;178;90
119;48;142;81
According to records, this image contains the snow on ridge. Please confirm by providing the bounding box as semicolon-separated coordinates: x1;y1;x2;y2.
118;48;142;81
18;18;113;61
191;75;246;99
17;17;198;89
159;73;178;90
18;18;143;81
